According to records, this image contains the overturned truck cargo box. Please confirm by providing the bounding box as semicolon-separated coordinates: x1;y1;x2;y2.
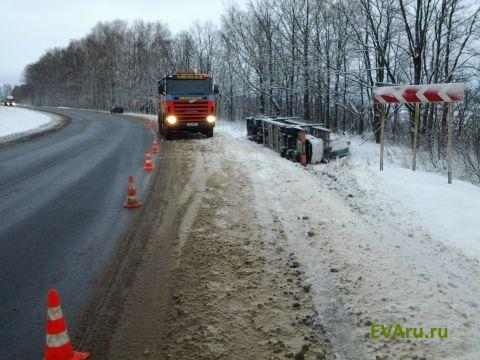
246;116;348;164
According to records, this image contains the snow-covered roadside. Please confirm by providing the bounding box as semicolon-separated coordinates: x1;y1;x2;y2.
354;165;480;260
216;123;480;359
123;112;155;120
337;137;480;261
0;106;61;143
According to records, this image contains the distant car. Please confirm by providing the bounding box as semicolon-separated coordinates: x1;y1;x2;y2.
110;106;124;114
329;132;351;158
4;96;15;106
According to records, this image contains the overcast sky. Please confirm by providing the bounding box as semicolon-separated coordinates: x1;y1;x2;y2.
0;0;235;85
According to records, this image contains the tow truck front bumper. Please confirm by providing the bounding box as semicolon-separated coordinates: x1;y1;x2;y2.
167;121;215;132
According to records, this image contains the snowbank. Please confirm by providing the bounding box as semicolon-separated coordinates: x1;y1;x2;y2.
348;138;480;261
0;106;59;143
360;167;480;260
124;112;156;120
216;119;246;138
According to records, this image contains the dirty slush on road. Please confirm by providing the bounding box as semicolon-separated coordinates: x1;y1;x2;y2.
78;131;333;359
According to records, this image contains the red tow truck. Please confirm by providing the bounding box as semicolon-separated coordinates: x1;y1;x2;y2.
157;71;219;139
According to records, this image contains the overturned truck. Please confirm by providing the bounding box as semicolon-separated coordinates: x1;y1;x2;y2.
246;116;349;164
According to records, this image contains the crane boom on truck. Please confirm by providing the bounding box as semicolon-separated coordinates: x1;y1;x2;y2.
158;70;219;139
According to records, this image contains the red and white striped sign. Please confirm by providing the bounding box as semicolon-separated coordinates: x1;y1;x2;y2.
373;83;464;104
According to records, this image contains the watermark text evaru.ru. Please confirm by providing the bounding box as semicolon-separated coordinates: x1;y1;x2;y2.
371;323;448;340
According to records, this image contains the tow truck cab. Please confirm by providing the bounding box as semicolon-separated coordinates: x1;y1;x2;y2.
158;72;219;139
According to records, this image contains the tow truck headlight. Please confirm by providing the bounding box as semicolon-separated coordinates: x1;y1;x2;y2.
207;115;216;123
166;115;177;125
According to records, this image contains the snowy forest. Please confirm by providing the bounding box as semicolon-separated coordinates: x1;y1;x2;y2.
11;0;480;181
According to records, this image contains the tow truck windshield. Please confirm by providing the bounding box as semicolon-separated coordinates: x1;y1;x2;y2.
166;79;212;95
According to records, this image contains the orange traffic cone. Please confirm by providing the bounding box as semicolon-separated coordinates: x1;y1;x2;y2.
123;176;142;208
45;289;90;360
152;139;159;154
144;150;153;171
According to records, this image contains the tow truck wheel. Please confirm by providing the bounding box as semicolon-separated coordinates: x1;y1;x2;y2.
205;128;213;138
165;128;172;140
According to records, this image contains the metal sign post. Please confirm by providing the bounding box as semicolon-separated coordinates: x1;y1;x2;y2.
447;103;453;184
373;82;464;183
412;103;420;171
379;104;385;171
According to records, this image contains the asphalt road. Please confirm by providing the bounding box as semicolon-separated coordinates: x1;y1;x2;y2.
0;108;154;359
